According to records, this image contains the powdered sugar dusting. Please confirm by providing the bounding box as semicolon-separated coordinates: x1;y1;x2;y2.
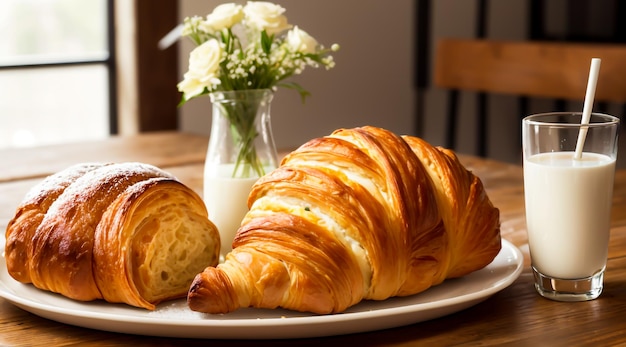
22;163;107;204
64;163;171;198
146;299;307;320
123;176;172;197
43;162;177;219
147;299;208;319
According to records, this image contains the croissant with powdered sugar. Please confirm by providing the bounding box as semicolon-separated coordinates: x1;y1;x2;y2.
5;162;220;310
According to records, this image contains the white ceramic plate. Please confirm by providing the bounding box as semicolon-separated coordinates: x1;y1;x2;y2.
0;239;522;339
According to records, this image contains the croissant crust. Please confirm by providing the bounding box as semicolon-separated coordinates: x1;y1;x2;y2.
188;126;501;314
5;162;220;310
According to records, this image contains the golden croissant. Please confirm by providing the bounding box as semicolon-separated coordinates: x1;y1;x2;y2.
4;162;220;310
188;126;501;314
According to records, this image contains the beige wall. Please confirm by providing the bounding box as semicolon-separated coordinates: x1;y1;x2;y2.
177;0;415;150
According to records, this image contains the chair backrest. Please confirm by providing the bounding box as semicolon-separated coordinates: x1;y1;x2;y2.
432;38;626;156
434;38;626;102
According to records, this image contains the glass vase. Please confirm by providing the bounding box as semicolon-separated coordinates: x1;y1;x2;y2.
204;89;278;260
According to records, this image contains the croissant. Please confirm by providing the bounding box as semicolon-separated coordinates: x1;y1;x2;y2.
188;126;501;314
4;162;220;310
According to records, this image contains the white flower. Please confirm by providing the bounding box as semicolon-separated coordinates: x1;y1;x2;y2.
182;16;204;36
200;3;244;33
178;1;338;105
177;39;223;98
286;26;318;54
243;1;291;35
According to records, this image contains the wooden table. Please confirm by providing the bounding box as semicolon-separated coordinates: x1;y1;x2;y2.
1;131;626;346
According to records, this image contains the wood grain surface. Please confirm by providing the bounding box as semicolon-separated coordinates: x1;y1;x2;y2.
1;131;626;346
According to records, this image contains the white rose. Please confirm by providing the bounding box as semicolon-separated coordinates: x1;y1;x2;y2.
201;3;244;32
177;39;222;98
286;26;318;54
243;1;291;35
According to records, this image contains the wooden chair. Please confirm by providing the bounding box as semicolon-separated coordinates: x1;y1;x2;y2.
433;38;626;156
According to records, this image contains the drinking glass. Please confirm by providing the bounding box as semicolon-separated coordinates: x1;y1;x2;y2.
522;112;619;301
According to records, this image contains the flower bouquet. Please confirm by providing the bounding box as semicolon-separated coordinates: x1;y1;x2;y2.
178;1;339;178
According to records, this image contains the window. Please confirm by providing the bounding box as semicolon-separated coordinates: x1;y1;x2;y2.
0;0;114;148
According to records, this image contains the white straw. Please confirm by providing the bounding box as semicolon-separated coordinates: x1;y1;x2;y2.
158;24;183;50
574;58;601;159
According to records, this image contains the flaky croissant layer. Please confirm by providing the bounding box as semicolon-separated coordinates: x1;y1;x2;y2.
188;126;501;315
5;162;220;310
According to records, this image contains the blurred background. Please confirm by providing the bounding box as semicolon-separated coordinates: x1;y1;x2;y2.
2;0;624;166
0;0;110;148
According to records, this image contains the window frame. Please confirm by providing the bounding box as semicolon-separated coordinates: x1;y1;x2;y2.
115;0;179;135
0;0;118;136
1;0;180;140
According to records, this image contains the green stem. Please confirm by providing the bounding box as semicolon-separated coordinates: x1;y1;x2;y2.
218;96;267;178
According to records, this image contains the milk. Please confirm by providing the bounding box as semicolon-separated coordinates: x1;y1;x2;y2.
524;151;615;279
203;164;261;259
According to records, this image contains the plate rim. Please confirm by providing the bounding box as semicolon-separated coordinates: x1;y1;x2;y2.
0;239;523;338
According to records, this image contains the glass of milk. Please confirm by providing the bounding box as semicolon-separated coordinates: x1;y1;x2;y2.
522;112;619;301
